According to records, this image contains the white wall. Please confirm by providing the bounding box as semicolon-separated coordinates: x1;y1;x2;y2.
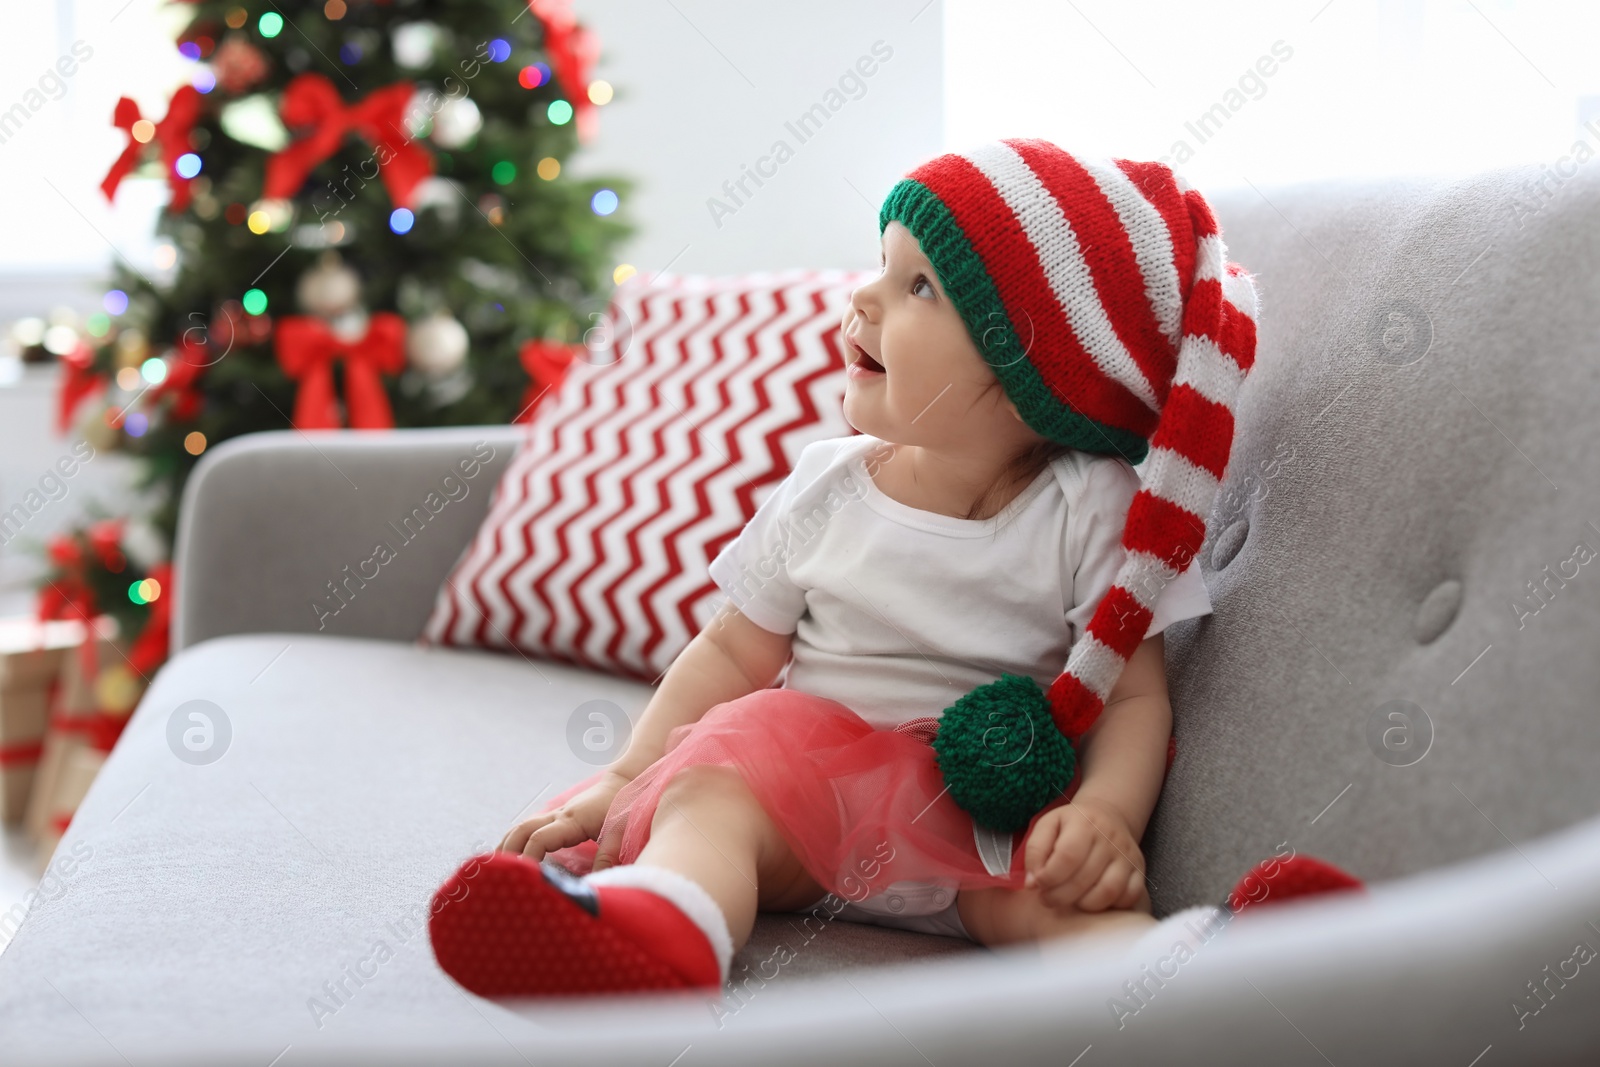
0;366;143;614
567;0;943;276
944;0;1600;195
0;0;189;278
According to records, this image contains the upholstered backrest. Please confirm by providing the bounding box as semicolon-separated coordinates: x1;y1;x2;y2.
1148;160;1600;911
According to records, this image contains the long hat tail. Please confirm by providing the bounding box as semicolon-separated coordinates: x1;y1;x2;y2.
1046;175;1261;740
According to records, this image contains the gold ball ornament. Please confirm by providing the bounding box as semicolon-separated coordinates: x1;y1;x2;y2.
114;328;148;370
94;664;144;714
82;405;121;450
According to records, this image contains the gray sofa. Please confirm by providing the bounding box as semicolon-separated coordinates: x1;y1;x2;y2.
3;160;1599;1065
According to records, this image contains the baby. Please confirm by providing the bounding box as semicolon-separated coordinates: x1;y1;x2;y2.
428;138;1265;997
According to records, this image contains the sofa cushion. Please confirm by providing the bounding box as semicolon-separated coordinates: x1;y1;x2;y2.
420;270;871;684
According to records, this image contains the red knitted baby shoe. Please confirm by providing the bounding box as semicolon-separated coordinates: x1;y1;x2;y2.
428;852;723;997
1227;854;1365;914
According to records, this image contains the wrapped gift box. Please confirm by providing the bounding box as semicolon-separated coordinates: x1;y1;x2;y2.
33;743;108;872
24;615;143;846
0;617;98;824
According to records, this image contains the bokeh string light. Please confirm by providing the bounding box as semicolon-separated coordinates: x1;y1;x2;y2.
127;576;162;606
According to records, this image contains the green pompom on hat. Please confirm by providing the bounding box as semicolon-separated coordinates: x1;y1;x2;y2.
929;674;1075;833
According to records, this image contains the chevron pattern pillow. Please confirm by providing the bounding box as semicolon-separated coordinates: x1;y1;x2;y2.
419;269;870;683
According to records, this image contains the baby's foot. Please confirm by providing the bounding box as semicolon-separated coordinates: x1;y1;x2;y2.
428;853;728;997
1125;854;1365;960
1226;854;1364;914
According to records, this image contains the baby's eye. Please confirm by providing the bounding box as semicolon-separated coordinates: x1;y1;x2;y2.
912;274;935;299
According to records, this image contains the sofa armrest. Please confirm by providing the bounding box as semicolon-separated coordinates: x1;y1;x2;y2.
171;424;523;652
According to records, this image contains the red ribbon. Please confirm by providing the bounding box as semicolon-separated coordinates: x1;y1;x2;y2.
274;313;407;430
263;74;434;208
0;740;45;769
528;0;602;143
56;340;106;435
48;708;126;754
100;85;203;213
515;339;583;423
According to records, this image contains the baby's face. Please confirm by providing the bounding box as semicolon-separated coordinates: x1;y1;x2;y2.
840;221;1022;448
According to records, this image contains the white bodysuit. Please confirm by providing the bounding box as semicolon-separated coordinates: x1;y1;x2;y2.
706;433;1214;938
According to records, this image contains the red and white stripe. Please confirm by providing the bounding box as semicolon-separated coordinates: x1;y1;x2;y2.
914;140;1257;737
421;270;867;682
1010;158;1262;739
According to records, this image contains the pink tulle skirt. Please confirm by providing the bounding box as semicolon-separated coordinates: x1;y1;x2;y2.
538;687;1084;903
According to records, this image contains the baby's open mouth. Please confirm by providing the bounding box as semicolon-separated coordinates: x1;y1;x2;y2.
850;339;886;373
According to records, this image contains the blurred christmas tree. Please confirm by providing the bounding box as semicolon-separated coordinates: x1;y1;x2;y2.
64;0;630;553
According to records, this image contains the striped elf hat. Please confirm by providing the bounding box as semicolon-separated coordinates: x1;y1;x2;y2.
880;138;1261;833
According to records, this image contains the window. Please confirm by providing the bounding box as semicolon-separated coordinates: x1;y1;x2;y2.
946;0;1600;193
0;0;189;272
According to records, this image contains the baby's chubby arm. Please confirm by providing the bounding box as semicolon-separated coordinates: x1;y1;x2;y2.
610;601;795;780
1021;633;1173;911
500;600;794;864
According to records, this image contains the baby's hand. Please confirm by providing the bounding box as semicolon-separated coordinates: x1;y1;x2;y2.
1021;796;1147;912
499;769;632;866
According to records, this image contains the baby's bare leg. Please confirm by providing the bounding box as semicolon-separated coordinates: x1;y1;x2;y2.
957;880;1156;949
634;764;827;952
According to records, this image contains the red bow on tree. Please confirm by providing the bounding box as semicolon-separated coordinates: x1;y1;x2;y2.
36;549;95;630
528;0;603;143
86;519;128;572
274;314;407;430
516;339;583;423
36;519;127;682
56;340;107;435
100;85;203;213
263;74;434;207
150;335;213;422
